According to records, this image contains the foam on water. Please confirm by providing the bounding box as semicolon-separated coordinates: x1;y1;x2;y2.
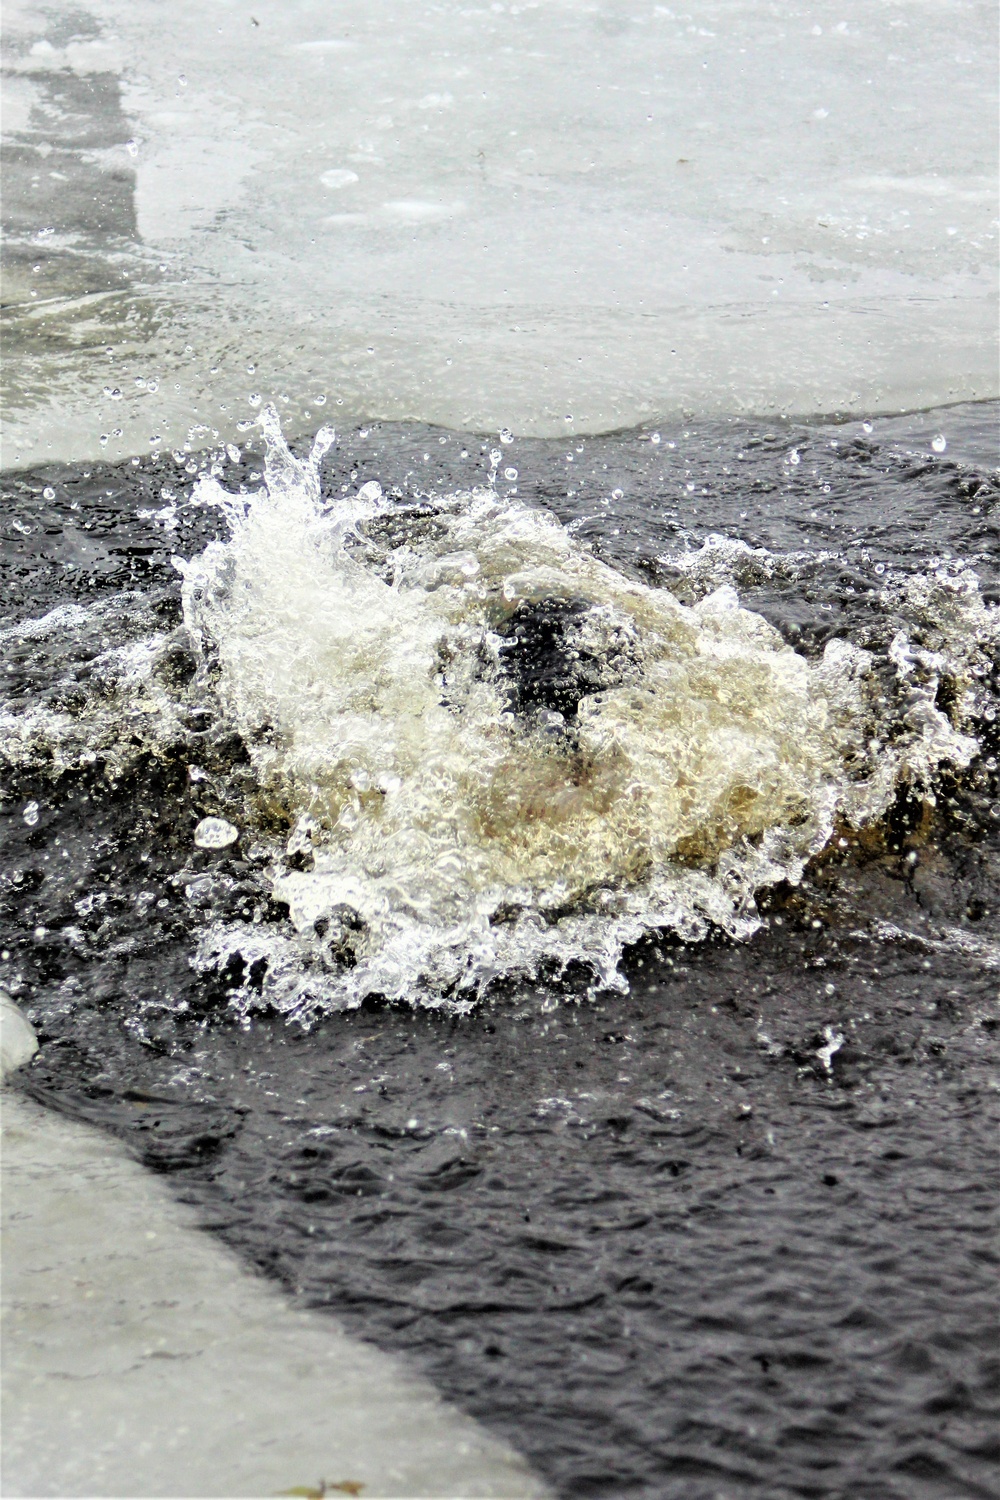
143;410;991;1017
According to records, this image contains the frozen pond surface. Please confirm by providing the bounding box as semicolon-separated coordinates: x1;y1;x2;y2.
1;1002;548;1500
3;0;997;465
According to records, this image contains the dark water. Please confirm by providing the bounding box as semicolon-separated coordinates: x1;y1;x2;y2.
3;404;999;1498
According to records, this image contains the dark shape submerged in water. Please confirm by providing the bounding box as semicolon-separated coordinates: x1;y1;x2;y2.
494;596;639;728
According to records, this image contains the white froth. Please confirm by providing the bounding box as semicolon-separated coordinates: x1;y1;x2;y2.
168;410;990;1018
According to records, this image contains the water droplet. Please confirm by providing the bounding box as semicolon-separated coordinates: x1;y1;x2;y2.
564;415;574;423
314;394;327;406
651;432;661;445
146;380;159;393
490;448;502;465
178;73;187;86
862;421;873;434
193;817;240;850
931;434;947;454
42;486;55;500
611;488;623;500
788;448;801;465
126;138;139;157
499;427;513;444
248;392;262;407
504;467;518;481
99;434;109;446
22;801;40;827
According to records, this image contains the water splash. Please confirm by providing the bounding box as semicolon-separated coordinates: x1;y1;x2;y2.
167;409;988;1019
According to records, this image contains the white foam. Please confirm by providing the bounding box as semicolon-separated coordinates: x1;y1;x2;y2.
168;412;991;1018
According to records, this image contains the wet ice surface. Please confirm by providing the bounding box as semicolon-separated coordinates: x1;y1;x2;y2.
2;405;999;1497
1;1088;549;1500
2;0;997;463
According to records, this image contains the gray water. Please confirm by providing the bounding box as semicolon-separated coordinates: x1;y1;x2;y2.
3;404;999;1497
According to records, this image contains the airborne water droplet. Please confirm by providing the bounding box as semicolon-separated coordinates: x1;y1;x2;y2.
931;434;947;454
194;817;240;850
499;428;513;444
42;486;55;500
22;801;40;827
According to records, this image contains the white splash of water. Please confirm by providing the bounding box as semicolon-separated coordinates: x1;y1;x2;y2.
166;409;987;1018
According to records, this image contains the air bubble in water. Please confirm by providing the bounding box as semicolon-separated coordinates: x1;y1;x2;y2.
194;817;240;850
42;486;55;500
22;801;40;826
504;467;518;481
931;434;947;454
